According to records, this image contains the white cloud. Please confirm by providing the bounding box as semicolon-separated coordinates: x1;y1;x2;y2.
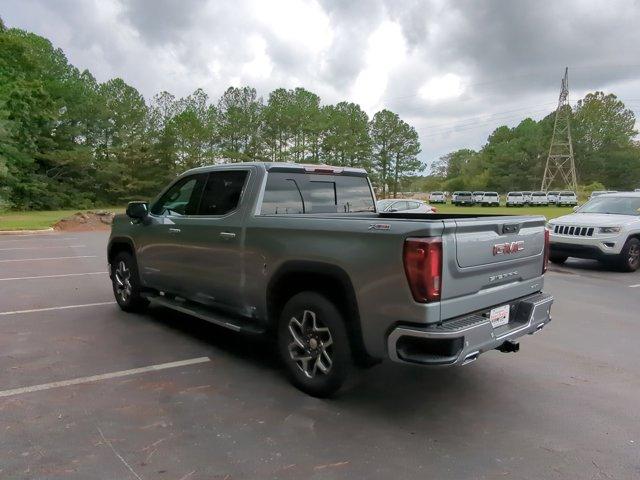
252;0;332;55
3;0;640;166
351;21;407;114
418;73;465;103
241;35;274;79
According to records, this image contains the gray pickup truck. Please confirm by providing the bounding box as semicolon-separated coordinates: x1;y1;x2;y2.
108;162;553;396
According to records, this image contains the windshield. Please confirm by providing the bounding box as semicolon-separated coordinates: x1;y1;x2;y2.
578;196;640;216
458;192;472;196
484;192;498;196
508;193;522;197
560;191;575;196
532;192;546;196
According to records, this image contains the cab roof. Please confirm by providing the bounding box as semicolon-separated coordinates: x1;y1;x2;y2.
184;161;368;176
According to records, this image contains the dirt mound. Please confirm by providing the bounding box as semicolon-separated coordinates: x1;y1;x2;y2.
53;210;115;232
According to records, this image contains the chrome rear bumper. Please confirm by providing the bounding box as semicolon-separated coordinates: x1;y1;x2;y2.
387;293;553;366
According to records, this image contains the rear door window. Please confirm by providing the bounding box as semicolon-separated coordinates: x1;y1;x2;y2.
197;170;248;216
261;175;305;215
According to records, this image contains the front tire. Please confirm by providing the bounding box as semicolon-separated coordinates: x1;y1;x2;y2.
616;238;640;272
110;252;149;312
549;254;568;265
277;292;351;398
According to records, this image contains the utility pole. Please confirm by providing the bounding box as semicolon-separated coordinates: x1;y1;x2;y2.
541;67;577;191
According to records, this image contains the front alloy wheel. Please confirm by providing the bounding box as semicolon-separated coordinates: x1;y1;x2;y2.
620;238;640;272
110;252;149;312
114;260;132;303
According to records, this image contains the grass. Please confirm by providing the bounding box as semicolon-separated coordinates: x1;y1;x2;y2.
0;207;124;231
432;203;574;220
0;203;574;231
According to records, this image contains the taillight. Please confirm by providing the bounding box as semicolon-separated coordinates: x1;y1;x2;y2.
542;228;550;273
403;237;442;302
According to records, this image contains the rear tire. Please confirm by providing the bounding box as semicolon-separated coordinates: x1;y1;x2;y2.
110;252;149;312
549;254;568;265
277;292;351;398
616;238;640;272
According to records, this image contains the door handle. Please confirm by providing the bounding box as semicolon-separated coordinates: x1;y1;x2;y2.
219;232;236;240
168;228;181;233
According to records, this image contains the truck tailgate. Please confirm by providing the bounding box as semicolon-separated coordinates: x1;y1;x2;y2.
440;216;546;321
455;218;543;268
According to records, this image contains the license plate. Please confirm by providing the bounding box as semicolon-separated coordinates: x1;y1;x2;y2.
489;304;510;328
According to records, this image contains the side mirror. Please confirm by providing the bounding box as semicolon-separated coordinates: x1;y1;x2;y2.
573;206;579;212
126;201;149;220
388;208;398;213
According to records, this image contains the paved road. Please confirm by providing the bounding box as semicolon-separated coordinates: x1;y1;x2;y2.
1;231;638;479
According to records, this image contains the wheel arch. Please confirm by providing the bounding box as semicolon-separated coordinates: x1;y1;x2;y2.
627;232;640;241
107;237;136;265
266;260;375;366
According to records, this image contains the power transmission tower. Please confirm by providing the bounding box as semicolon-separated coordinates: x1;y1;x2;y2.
541;67;577;191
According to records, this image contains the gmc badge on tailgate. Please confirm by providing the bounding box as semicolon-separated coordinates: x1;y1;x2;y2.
493;240;525;255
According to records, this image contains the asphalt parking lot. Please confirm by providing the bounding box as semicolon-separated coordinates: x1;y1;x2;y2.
1;231;639;480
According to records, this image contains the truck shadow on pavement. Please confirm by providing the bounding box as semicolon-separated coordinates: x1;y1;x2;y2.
142;304;501;418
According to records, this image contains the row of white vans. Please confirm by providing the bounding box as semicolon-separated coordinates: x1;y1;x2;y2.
429;190;584;207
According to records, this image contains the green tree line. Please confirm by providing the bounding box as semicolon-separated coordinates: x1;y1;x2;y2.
416;92;639;194
0;24;422;210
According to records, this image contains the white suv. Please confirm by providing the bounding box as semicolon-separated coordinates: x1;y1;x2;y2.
556;191;578;206
590;190;617;200
506;192;525;207
548;192;640;271
480;191;500;206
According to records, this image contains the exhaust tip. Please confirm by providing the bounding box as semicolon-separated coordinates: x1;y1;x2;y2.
462;351;480;365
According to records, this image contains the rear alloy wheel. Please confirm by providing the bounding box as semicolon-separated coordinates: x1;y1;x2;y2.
617;238;640;272
111;252;149;312
278;292;351;397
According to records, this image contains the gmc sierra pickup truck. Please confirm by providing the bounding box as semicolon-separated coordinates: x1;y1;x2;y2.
108;162;554;397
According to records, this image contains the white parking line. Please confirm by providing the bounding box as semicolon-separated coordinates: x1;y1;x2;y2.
0;236;79;242
0;255;97;263
629;284;640;288
0;271;108;282
0;245;86;251
0;357;211;398
0;232;54;236
0;301;116;316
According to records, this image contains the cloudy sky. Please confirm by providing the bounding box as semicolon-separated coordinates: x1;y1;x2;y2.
4;0;640;167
